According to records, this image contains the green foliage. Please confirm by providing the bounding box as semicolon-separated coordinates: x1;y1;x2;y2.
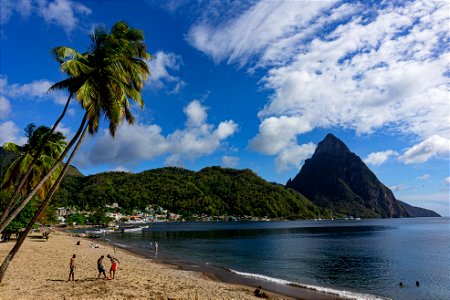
5;200;37;233
87;210;112;226
66;213;86;226
53;166;327;219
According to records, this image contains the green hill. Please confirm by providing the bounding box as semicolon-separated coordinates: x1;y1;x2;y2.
52;166;326;219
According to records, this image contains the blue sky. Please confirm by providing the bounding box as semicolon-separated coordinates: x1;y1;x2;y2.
0;0;448;216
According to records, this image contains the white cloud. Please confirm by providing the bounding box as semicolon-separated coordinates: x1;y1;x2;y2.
79;100;238;167
187;1;333;67
364;150;398;166
1;0;91;32
147;51;185;93
248;116;313;171
443;177;450;186
249;116;311;155
222;156;239;168
166;102;238;164
37;0;91;32
88;123;170;166
389;184;410;192
184;100;207;127
188;0;450;167
112;166;131;173
55;122;73;140
0;77;68;105
416;174;431;181
0;0;32;24
0;96;10;119
399;135;450;164
0;121;27;146
275;143;316;172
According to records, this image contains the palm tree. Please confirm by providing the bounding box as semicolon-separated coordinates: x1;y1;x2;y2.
0;124;74;233
0;21;151;232
0;21;151;283
0;93;75;226
0;125;66;222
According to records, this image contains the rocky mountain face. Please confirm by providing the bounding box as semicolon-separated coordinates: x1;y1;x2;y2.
286;134;440;218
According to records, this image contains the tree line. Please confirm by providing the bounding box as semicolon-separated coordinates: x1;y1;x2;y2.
52;166;327;219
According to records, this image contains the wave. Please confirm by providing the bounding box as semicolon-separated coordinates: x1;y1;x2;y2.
228;269;391;300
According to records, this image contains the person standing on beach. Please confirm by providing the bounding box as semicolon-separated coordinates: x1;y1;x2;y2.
107;254;120;279
97;255;107;279
68;254;76;281
155;241;158;254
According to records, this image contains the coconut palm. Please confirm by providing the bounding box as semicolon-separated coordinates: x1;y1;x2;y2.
0;21;151;232
0;21;151;283
0;126;68;232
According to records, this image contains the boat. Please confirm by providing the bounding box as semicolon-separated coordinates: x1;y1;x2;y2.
119;226;146;233
84;228;114;235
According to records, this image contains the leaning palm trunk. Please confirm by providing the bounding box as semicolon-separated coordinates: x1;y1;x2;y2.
0;112;86;233
0;93;73;226
0;123;88;284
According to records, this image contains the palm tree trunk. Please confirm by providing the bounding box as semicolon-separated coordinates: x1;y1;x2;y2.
0;92;73;226
0;122;88;284
0;111;86;233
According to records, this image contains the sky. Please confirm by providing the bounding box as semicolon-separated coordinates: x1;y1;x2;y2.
0;0;449;216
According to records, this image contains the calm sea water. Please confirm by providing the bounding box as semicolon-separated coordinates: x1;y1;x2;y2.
103;218;449;300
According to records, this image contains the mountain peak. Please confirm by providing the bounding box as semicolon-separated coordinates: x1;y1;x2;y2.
314;133;351;156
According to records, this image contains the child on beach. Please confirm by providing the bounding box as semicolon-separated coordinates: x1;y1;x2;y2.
107;254;120;279
97;255;107;279
68;254;76;281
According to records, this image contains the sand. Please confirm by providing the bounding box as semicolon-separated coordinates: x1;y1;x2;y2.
0;230;291;300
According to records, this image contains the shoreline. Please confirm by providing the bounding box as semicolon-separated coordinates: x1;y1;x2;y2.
0;229;347;300
88;230;349;300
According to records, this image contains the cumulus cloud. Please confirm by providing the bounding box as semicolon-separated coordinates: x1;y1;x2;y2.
248;116;313;171
0;77;67;105
188;0;450;166
249;116;311;155
88;123;169;165
166;101;238;162
364;150;398;166
79;100;238;167
1;0;91;32
221;155;239;168
0;121;27;146
147;51;185;93
275;143;316;172
399;135;450;164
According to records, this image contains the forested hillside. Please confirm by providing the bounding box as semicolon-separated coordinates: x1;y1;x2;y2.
52;166;326;219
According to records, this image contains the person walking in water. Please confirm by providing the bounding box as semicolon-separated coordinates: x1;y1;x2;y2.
68;254;76;281
107;254;120;279
97;255;107;279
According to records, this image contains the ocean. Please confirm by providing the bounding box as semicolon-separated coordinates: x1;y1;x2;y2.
102;217;449;300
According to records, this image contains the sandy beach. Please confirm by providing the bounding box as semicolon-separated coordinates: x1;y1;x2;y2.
0;230;346;300
0;230;290;300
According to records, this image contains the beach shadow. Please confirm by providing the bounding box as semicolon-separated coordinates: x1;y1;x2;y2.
48;279;66;282
47;278;97;282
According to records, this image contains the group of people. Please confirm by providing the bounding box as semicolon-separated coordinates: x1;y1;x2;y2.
68;254;120;281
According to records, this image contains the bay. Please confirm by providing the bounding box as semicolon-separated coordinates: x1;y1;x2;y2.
103;217;449;300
